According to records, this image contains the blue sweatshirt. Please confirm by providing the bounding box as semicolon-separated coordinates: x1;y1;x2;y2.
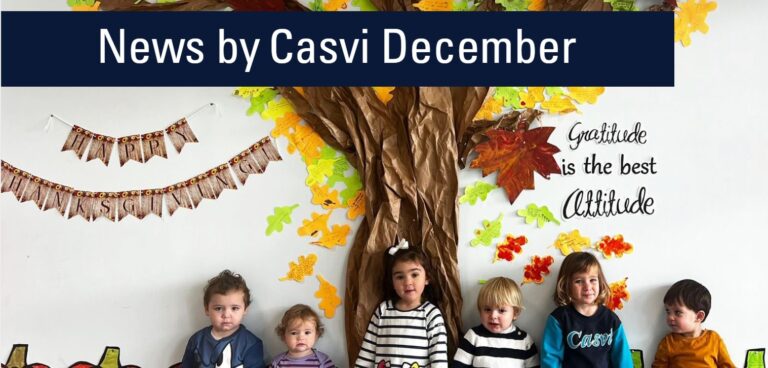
541;305;632;368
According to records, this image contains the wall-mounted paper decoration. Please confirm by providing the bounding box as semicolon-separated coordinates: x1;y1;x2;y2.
492;86;605;114
266;204;300;236
1;137;280;222
517;203;560;228
595;234;634;258
54;103;209;166
470;214;503;247
68;0;101;11
522;255;554;284
459;181;497;205
279;254;318;282
470;128;561;205
552;230;591;256
746;348;766;368
605;277;630;311
3;344;50;368
630;349;644;368
68;346;139;368
494;234;527;262
472;95;503;121
315;275;342;318
372;87;395;104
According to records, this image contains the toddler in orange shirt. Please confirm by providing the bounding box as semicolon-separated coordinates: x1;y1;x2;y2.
652;279;734;368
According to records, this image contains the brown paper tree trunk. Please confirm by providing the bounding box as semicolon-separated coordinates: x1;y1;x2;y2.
278;87;538;364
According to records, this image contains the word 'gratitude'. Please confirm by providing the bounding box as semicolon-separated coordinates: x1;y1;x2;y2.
568;122;647;150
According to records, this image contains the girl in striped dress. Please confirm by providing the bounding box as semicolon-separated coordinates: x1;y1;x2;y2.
355;239;449;368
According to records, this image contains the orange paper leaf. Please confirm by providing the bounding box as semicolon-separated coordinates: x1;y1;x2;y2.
310;184;342;210
470;128;561;204
494;234;527;262
312;224;351;249
373;87;395;104
279;254;318;282
528;0;546;10
522;255;554;284
595;234;633;258
413;0;452;11
272;112;302;139
346;190;366;220
287;124;325;162
605;277;630;311
323;0;348;10
298;211;331;238
315;275;342;318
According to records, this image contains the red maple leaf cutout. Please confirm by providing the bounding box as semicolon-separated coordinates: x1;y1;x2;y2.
596;234;634;258
495;234;528;262
605;277;630;311
470;128;561;204
522;255;555;284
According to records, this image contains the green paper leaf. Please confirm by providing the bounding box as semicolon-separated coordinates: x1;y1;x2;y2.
459;181;498;205
454;0;479;11
495;0;529;11
340;172;363;203
605;0;637;11
478;279;487;284
630;349;644;368
470;214;503;247
746;349;766;368
306;159;336;186
309;0;324;11
246;88;279;116
517;203;561;228
68;0;96;5
494;87;524;109
352;0;378;10
266;204;300;235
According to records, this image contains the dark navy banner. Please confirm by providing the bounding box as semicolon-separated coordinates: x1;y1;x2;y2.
1;11;673;87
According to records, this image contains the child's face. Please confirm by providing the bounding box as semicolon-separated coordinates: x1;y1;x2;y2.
392;260;428;309
205;290;247;339
480;304;517;333
665;302;704;337
568;266;600;307
283;318;318;358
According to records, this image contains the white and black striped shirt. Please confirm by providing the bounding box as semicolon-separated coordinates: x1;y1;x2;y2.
453;325;539;368
355;300;449;368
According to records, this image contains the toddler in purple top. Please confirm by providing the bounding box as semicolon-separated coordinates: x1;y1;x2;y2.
270;304;336;368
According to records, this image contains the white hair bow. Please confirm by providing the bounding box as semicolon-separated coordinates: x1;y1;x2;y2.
388;238;410;255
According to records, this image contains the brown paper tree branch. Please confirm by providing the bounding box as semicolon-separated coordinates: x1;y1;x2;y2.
278;86;541;364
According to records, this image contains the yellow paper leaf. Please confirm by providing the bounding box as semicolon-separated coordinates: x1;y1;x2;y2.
272;112;302;139
287;125;325;162
306;159;336;186
72;0;100;10
294;87;305;96
567;87;605;104
261;98;295;121
473;96;504;121
298;211;331;238
552;230;591;256
346;190;365;220
279;254;318;282
312;224;351;248
234;87;270;99
519;87;546;109
541;95;577;114
324;0;348;11
311;184;342;210
413;0;452;11
675;0;717;47
373;87;395;105
528;0;546;10
315;275;342;318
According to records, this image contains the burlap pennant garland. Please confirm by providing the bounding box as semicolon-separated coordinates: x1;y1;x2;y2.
166;118;199;153
0;137;282;222
59;117;199;166
61;125;94;159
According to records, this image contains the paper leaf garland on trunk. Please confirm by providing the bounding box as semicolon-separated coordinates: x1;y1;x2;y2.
266;204;300;235
552;230;591;256
280;254;318;282
605;277;630;311
311;224;351;249
595;234;634;258
310;184;342;210
470;214;503;247
346;190;365;220
459;181;497;205
1;137;281;222
470;128;561;205
522;255;554;284
315;275;342;318
494;234;527;262
517;203;560;228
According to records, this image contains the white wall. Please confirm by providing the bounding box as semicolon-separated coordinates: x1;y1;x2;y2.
2;1;767;367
